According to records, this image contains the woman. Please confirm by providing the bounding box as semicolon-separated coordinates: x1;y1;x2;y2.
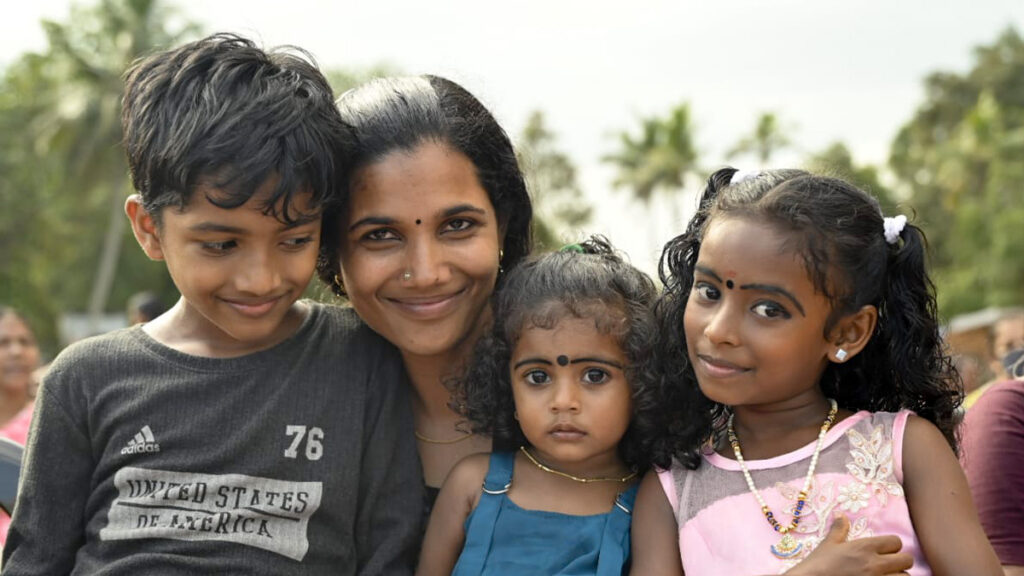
0;307;40;445
0;306;41;546
318;75;533;512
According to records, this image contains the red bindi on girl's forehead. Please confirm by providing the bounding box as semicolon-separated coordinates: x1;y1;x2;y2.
725;270;737;289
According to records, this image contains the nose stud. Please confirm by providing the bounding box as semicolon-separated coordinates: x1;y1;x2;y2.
401;271;412;281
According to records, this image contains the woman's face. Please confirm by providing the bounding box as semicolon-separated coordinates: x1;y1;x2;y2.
338;141;503;360
0;314;40;395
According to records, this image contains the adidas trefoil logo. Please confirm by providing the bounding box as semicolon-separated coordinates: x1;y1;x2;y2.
121;425;161;455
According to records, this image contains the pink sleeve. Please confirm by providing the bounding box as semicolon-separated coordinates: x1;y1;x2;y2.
0;402;34;446
891;410;912;484
656;467;679;517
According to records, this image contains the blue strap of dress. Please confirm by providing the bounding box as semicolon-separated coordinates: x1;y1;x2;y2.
595;482;639;576
453;451;514;575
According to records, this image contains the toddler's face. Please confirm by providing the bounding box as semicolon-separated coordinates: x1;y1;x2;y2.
508;316;632;477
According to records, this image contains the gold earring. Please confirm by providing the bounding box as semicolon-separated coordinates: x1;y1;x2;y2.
333;273;347;297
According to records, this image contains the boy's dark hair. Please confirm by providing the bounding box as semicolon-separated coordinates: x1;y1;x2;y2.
452;236;661;471
317;75;532;292
653;167;963;470
121;33;347;224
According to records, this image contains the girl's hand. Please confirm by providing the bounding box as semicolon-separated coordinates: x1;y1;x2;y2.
784;515;913;576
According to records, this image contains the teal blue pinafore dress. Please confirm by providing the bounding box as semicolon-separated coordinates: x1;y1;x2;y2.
451;451;638;575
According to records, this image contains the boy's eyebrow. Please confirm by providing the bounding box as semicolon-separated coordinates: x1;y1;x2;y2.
739;283;806;316
513;357;553;370
348;204;489;232
189;214;319;234
282;213;321;229
189;222;247;234
569;357;624;370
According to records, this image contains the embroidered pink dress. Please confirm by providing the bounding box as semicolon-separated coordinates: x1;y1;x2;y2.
657;410;931;575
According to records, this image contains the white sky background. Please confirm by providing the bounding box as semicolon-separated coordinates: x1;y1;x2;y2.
3;0;1023;274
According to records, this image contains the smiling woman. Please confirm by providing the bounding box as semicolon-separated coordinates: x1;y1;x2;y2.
317;75;533;515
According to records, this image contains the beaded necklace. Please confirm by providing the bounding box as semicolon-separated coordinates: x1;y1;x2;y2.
727;398;838;559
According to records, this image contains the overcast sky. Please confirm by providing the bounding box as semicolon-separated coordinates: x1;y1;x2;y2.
3;0;1022;272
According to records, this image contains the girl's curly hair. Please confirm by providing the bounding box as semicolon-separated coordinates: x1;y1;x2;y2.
451;235;662;471
652;167;963;470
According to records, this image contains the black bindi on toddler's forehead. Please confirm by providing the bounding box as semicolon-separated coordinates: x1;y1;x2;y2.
415;219;422;225
726;280;735;289
557;355;569;366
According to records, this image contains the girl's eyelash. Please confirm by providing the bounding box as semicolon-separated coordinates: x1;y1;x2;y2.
752;301;791;319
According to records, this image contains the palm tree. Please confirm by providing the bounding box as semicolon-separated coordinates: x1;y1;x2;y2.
603;103;699;251
516;111;592;250
31;0;198;330
727;112;792;166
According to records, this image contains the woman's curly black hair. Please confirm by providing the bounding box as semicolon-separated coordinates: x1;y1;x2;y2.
651;167;963;470
451;235;662;472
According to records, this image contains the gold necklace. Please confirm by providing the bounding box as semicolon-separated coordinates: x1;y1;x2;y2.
519;446;637;484
727;398;838;560
414;430;475;444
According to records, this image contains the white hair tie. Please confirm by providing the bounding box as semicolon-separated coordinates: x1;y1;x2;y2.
883;214;907;244
730;169;760;186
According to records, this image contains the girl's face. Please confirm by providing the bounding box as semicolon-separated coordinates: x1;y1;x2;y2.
509;315;632;475
0;314;40;395
338;141;503;360
684;216;835;409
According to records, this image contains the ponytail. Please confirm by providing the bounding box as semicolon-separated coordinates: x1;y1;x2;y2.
877;222;962;450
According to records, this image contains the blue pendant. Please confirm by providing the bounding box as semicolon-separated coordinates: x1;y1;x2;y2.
771;534;803;559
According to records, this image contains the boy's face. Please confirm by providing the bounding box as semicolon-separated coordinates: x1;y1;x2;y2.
127;180;321;357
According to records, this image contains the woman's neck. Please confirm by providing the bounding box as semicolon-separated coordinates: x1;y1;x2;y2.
403;305;491;420
402;344;470;421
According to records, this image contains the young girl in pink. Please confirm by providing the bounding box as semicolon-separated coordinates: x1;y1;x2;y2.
631;168;1002;575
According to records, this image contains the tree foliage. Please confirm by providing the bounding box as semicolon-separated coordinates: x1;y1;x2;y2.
889;28;1024;315
728;112;792;166
516;111;591;250
805;142;898;215
604;103;698;206
0;0;198;350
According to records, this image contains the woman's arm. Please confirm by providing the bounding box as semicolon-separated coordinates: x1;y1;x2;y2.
903;414;1002;576
415;453;488;576
630;470;684;576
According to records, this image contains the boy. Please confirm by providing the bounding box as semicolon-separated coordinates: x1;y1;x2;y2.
2;34;422;574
